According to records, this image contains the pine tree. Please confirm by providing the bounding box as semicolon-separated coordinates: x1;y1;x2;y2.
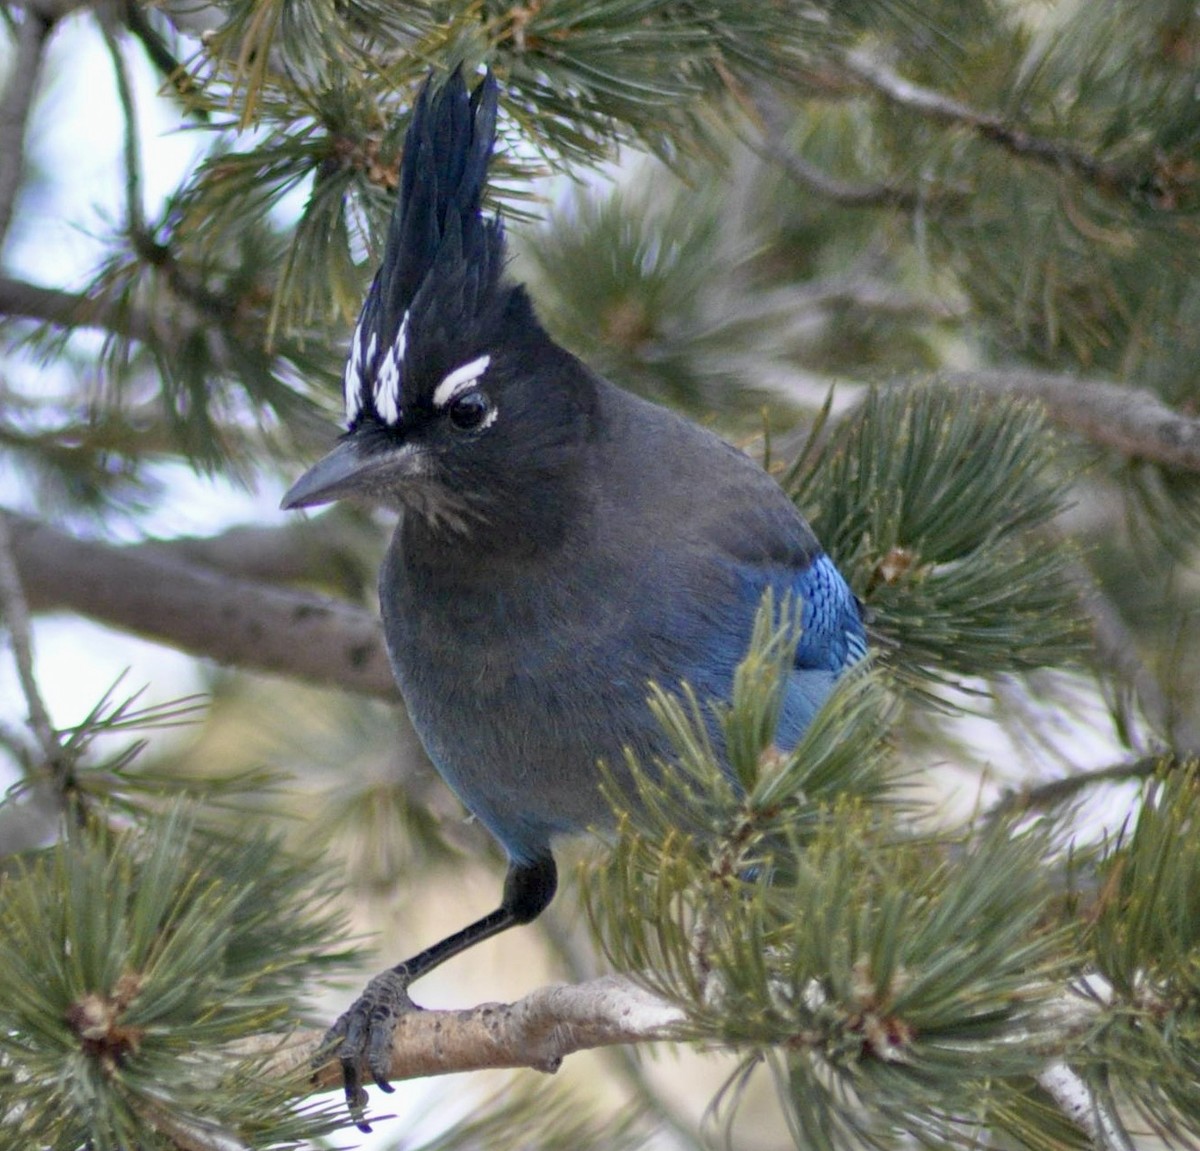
2;1;1199;1148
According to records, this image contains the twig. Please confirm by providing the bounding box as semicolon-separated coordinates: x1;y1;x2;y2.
0;512;69;788
947;372;1200;750
536;898;705;1149
944;368;1200;475
0;272;305;391
982;551;1195;822
1065;559;1200;752
129;226;238;323
749;81;933;211
0;3;54;248
0;273;169;345
762;142;928;210
120;1;205;115
989;756;1165;821
3;510;397;698
840;49;1160;202
100;12;146;234
1037;1064;1136;1151
143;1106;250;1151
251;975;684;1092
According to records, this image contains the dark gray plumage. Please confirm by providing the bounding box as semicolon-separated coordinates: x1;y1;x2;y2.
282;67;865;1123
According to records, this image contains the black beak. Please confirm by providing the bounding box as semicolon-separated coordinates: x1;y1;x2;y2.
280;437;425;510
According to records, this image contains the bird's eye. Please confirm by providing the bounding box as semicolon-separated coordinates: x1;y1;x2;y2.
447;389;493;431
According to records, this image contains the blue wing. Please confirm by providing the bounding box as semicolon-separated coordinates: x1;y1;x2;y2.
650;423;867;750
767;553;867;747
794;553;868;673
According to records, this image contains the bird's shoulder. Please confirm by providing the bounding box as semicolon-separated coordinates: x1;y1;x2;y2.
587;381;822;573
585;383;865;674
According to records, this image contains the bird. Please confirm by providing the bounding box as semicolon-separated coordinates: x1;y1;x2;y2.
282;66;866;1121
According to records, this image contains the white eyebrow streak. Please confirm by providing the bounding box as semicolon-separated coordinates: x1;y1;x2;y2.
432;355;491;409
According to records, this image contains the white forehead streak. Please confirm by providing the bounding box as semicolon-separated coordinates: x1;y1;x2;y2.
372;314;406;425
375;347;401;424
343;319;365;422
395;311;409;363
432;355;491;410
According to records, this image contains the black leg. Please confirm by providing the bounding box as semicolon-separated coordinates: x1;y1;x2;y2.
323;854;557;1128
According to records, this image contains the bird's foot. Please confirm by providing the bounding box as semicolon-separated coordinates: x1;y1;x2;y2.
317;967;418;1131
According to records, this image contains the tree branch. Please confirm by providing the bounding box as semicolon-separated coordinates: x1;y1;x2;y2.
944;368;1200;474
764;147;926;209
0;4;54;249
749;81;933;211
840;50;1166;203
0;513;68;783
263;974;1125;1151
3;510;396;698
1066;559;1200;752
1036;1064;1136;1151
840;50;1147;200
0;1;99;245
988;756;1165;822
0;273;167;345
131;515;378;593
256;975;685;1091
0;264;290;386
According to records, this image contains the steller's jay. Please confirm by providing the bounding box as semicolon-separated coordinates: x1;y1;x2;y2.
282;67;866;1120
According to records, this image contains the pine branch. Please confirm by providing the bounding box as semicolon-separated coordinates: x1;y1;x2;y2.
100;9;146;235
118;0;204;114
133;517;376;589
2;511;396;697
0;513;68;788
0;273;166;344
271;976;1130;1149
944;368;1200;474
789;272;963;321
988;756;1167;821
1067;559;1200;752
129;226;239;324
258;976;685;1090
839;49;1164;203
0;247;299;397
0;2;55;248
749;82;930;211
0;273;335;471
762;145;925;210
1037;1064;1136;1151
534;906;705;1149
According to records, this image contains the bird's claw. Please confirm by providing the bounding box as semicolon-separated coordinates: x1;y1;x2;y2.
316;968;418;1131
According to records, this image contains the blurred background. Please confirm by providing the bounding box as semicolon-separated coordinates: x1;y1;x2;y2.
2;2;1200;1148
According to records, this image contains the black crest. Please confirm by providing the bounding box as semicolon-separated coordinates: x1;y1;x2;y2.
343;68;512;429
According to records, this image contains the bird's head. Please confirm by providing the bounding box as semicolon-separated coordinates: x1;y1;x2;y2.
282;69;590;539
